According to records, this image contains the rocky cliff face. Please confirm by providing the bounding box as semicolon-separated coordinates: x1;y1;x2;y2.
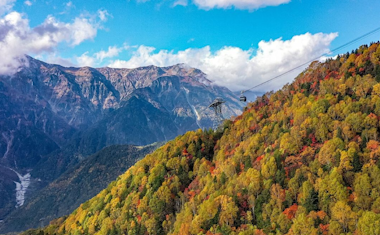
0;57;243;223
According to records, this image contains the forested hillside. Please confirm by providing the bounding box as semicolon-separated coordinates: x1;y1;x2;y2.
24;42;380;235
0;144;158;233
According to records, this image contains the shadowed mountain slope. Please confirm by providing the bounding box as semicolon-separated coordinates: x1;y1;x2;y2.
0;144;159;233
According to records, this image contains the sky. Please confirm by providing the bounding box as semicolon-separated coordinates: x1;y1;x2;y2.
1;0;380;92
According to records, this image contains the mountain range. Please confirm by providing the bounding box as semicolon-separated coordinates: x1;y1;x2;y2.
0;56;243;232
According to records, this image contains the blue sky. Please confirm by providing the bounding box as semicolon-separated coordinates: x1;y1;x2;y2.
2;0;380;91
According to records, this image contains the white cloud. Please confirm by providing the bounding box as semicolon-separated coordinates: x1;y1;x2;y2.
59;1;75;15
66;1;73;8
74;46;125;67
24;0;32;6
109;32;338;92
29;15;98;47
76;52;96;67
0;0;15;15
0;3;106;75
97;9;110;22
192;0;290;10
44;54;75;67
173;0;188;7
95;46;123;62
68;17;98;46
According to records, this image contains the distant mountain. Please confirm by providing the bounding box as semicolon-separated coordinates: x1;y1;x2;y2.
22;42;380;235
0;57;243;228
18;61;243;183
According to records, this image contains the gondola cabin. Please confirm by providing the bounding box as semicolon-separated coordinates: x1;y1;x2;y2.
240;95;247;102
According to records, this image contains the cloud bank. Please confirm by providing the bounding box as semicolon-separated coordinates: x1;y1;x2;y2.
109;32;338;92
0;1;106;75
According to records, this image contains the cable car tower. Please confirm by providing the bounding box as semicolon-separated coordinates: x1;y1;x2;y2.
208;97;225;130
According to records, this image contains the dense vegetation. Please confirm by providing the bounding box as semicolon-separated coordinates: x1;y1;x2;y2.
0;144;158;233
24;42;380;235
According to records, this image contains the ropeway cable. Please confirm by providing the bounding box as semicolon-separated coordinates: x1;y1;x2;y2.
242;26;380;93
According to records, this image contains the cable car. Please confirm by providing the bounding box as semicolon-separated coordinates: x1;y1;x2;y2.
240;92;247;102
